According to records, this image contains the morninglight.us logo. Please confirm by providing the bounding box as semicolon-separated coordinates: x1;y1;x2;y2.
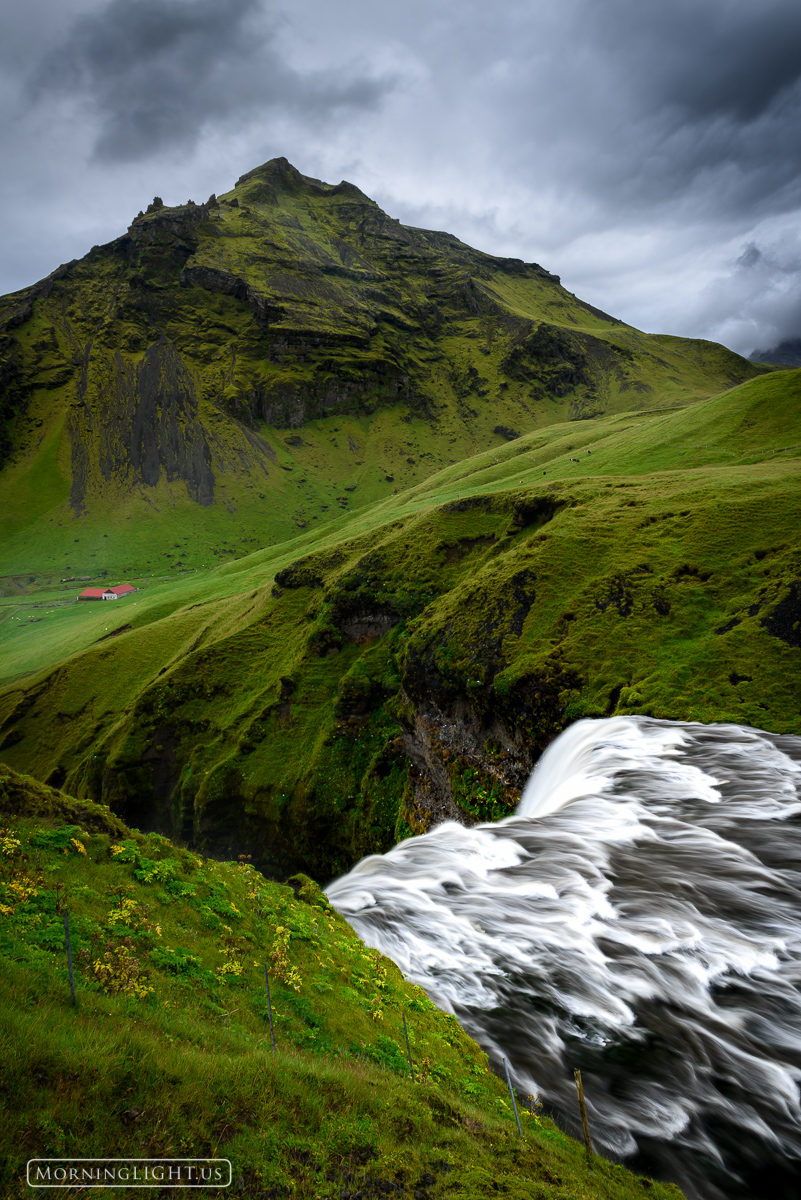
26;1159;232;1188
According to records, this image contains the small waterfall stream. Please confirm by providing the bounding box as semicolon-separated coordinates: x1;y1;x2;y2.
326;717;801;1200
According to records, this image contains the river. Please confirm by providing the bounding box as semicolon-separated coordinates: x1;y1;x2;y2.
327;716;801;1200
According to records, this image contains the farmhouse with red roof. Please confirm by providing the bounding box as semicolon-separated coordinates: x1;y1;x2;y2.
77;582;137;601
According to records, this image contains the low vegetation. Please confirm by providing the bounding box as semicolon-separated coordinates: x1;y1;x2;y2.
0;766;682;1199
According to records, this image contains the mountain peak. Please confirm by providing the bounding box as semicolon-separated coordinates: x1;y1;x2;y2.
235;155;304;192
234;157;375;207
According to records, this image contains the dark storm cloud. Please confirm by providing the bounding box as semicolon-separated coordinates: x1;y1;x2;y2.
575;0;801;212
589;0;801;122
29;0;389;162
452;0;801;227
370;0;801;352
669;25;801;124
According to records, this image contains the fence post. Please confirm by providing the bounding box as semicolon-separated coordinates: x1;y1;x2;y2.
503;1058;523;1136
63;910;77;1007
573;1068;593;1157
264;966;275;1057
402;1013;415;1083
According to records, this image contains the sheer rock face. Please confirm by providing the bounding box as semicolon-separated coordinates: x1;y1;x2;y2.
67;338;216;513
400;696;537;832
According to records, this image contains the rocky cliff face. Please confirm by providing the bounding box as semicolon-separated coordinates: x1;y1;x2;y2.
67;336;219;512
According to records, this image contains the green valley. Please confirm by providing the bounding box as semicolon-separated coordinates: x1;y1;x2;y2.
0;363;798;878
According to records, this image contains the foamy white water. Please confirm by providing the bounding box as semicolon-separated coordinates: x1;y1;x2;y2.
326;717;801;1200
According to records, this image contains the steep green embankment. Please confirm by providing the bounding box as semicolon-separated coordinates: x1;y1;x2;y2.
0;765;683;1199
1;370;798;881
0;158;765;582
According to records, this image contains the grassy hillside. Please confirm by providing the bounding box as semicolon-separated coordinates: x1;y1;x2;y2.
0;765;682;1200
1;369;798;880
0;159;768;584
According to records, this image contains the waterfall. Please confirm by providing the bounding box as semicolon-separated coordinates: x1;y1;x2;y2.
326;716;801;1200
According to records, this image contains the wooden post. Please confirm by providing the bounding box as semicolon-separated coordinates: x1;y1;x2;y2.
402;1013;415;1083
573;1068;593;1157
503;1058;523;1136
63;910;77;1007
264;966;275;1057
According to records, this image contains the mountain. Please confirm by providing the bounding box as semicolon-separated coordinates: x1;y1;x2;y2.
0;156;764;580
0;158;799;883
749;337;801;367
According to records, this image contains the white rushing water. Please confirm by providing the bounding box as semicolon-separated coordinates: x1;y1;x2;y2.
326;717;801;1200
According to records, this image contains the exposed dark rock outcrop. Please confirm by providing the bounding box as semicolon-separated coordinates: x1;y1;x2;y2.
494;424;520;440
501;323;593;396
763;581;801;647
67;336;216;513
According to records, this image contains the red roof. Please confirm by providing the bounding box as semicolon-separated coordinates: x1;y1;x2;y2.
79;588;107;599
109;583;136;596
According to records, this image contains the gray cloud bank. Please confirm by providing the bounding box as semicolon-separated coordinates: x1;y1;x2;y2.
2;0;800;356
29;0;388;162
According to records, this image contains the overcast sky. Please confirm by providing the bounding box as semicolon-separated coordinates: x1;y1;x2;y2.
2;0;800;356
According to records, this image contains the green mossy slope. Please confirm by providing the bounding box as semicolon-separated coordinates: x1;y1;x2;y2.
1;371;798;879
0;766;682;1200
